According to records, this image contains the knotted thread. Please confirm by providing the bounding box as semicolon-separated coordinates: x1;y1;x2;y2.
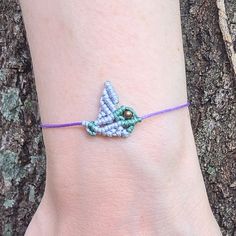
40;81;190;138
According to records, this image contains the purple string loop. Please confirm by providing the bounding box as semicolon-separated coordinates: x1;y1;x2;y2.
40;102;190;129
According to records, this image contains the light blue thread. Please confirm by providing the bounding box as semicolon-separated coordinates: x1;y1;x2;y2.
82;81;142;138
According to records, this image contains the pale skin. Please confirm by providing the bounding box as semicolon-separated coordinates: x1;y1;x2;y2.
19;0;222;235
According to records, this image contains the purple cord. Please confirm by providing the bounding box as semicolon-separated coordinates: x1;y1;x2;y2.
140;102;190;120
40;102;190;128
40;121;83;128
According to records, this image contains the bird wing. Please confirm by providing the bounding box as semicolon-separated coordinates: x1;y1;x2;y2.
97;81;119;119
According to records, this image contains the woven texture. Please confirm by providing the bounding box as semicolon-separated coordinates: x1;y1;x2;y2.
82;81;141;137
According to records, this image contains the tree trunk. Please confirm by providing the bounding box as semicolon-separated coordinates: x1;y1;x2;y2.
0;0;235;235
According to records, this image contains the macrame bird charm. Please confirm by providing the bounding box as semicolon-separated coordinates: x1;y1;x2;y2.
82;81;142;137
40;81;190;132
